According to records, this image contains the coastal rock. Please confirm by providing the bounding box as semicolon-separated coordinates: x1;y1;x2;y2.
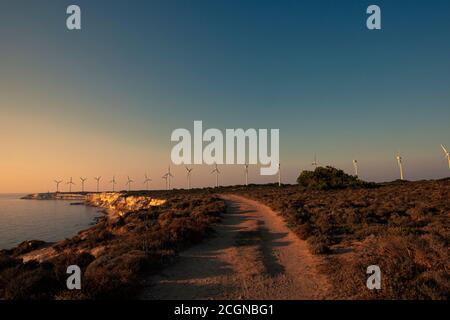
22;193;87;201
86;193;166;212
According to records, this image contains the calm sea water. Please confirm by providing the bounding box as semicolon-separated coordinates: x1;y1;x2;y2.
0;194;102;250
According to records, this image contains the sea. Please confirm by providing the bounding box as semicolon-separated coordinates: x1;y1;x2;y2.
0;193;103;250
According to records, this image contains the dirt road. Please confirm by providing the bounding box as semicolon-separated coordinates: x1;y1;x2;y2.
140;194;331;300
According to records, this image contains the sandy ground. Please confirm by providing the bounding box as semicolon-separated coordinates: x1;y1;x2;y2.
140;194;332;300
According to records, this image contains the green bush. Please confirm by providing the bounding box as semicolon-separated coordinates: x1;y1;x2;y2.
297;166;373;190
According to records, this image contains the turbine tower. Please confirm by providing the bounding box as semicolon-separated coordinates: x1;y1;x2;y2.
396;153;404;181
278;163;281;187
162;174;169;190
185;166;193;190
211;164;220;188
144;174;152;191
54;180;62;193
244;164;249;186
80;177;87;193
126;176;134;192
312;154;319;168
67;177;75;193
109;176;117;192
94;176;102;193
441;144;450;170
352;159;358;177
163;166;174;190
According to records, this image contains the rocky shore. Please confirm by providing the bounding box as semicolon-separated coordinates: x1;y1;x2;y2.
86;193;166;213
8;192;169;262
21;193;87;201
0;190;225;299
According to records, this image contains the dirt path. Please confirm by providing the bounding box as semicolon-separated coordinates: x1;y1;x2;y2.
139;194;332;300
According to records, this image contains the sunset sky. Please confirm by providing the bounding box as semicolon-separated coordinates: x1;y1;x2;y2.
1;0;449;192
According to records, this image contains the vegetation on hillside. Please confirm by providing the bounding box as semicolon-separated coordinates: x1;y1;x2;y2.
1;170;449;300
297;166;374;190
0;192;225;300
237;178;450;299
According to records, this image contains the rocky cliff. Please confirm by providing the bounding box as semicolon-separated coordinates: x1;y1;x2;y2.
85;193;166;213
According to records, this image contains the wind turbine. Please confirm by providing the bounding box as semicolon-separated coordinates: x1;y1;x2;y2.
278;163;281;187
126;176;134;192
185;166;193;190
80;177;87;192
163;166;174;190
244;164;249;186
54;180;63;193
162;173;169;190
352;159;359;177
67;177;75;193
441;144;450;170
211;164;220;188
312;154;319;168
94;176;102;193
143;174;152;191
396;152;404;180
109;176;117;192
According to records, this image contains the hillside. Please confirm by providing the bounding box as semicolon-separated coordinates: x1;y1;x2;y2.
235;178;450;299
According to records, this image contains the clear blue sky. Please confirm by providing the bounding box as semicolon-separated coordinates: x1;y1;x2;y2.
0;0;449;191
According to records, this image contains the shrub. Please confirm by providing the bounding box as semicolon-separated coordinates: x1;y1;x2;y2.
83;250;148;299
294;223;314;240
297;166;372;190
332;235;450;299
307;235;331;254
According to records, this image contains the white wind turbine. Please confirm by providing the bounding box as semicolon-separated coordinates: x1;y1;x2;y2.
312;154;319;168
396;152;404;180
80;177;87;193
441;144;450;170
211;164;220;188
54;180;63;193
278;163;281;187
109;176;117;192
244;164;249;186
67;177;75;193
163;166;174;190
162;173;169;190
185;166;193;190
94;176;102;193
352;159;359;177
126;176;134;192
144;174;152;191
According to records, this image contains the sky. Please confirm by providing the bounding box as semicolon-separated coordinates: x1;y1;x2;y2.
0;0;449;192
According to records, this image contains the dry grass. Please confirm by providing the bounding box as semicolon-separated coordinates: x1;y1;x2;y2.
0;192;225;300
235;178;450;299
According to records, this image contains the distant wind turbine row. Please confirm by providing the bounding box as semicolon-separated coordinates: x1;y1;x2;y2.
333;145;448;181
52;145;449;192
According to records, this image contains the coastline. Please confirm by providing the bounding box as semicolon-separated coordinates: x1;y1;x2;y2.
7;192;168;261
21;192;88;201
0;191;225;299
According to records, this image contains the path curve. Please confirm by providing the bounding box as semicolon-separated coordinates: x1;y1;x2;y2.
139;194;331;300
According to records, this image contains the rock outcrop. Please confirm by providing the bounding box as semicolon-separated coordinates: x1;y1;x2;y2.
86;193;166;213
